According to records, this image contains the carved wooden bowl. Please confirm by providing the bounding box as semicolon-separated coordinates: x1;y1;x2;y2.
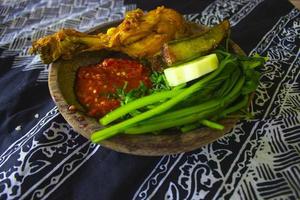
48;21;246;156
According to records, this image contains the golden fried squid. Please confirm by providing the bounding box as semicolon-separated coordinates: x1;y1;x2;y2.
30;6;191;64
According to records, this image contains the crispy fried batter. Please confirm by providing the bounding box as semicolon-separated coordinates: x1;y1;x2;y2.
30;6;191;64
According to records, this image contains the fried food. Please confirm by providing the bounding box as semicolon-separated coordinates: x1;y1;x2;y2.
162;20;230;65
30;6;190;64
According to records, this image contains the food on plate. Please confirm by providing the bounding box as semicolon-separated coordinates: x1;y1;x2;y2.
31;7;266;143
162;20;230;65
30;6;190;64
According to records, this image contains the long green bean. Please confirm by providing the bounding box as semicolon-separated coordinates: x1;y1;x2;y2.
181;123;200;133
218;95;249;119
181;119;224;133
199;119;224;130
139;69;243;125
124;108;216;134
125;76;245;134
99;89;183;125
142;99;222;124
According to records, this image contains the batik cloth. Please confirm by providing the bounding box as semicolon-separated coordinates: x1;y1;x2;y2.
0;0;299;199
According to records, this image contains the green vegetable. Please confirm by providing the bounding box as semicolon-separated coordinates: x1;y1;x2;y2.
138;96;229;125
181;123;200;133
149;71;171;92
217;95;249;119
175;61;238;108
216;66;241;97
181;119;224;133
162;20;230;65
100;89;183;125
199;119;224;130
181;72;248;133
124;110;216;134
124;75;245;134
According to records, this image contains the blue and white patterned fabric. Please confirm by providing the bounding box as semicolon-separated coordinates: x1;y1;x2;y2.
0;0;299;199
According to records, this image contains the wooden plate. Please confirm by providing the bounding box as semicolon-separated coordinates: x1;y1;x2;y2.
48;21;246;156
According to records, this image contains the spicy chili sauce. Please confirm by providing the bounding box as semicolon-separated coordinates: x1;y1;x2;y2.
75;58;151;118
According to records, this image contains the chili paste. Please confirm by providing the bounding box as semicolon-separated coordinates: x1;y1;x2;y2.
75;58;151;118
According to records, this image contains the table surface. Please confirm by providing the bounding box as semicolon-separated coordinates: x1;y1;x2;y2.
0;0;300;200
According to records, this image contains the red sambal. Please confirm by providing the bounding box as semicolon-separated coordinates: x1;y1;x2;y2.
75;58;152;118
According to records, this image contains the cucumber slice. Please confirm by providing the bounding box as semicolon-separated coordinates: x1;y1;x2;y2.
164;53;219;86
